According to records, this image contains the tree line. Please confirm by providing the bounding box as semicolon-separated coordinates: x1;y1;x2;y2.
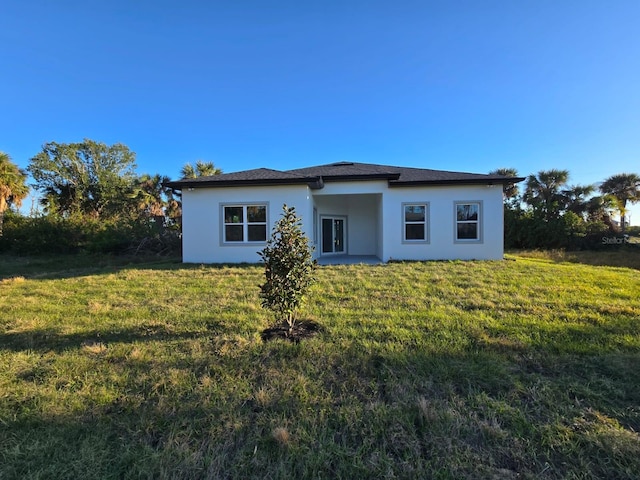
491;168;640;249
0;139;221;254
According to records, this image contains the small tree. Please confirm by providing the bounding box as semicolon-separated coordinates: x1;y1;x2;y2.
259;204;315;333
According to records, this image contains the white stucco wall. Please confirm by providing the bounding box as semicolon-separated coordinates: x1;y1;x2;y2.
181;184;313;263
181;180;505;263
376;194;384;259
381;184;504;261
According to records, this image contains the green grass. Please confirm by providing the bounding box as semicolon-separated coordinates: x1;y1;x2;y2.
1;252;639;479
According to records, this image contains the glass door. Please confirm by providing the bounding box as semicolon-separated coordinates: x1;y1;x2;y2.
321;216;347;255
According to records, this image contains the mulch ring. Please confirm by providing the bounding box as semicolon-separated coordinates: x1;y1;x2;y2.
261;319;323;343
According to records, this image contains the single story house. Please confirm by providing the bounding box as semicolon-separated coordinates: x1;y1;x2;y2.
166;162;523;264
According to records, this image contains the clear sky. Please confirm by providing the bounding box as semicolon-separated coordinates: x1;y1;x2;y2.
1;1;639;222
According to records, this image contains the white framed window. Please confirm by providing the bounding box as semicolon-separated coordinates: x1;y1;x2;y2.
222;204;268;244
455;202;482;242
403;203;429;243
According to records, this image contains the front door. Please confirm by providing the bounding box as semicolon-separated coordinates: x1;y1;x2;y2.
321;216;347;255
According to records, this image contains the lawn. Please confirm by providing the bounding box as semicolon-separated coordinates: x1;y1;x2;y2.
1;252;639;479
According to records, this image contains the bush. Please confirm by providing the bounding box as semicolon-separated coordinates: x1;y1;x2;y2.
0;212;180;256
258;205;316;332
0;214;78;254
503;205;622;251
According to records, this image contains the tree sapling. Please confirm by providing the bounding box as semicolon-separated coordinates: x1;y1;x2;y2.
258;204;316;334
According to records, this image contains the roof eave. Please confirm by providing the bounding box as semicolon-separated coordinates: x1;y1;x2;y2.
165;175;526;190
389;177;526;187
164;177;318;190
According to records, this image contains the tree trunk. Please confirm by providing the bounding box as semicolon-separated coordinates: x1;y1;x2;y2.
620;199;628;233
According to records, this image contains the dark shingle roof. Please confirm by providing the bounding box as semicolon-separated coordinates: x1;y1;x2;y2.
165;168;316;188
288;162;522;186
287;162;401;180
166;162;524;189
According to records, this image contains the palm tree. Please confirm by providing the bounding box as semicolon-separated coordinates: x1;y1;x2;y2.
561;184;595;218
523;169;570;221
132;173;185;228
489;167;520;200
599;173;640;232
164;190;182;225
0;152;29;235
585;195;617;231
180;160;222;179
134;174;170;218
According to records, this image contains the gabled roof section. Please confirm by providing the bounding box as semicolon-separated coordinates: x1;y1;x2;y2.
288;162;524;186
165;162;524;190
386;165;523;186
287;161;401;181
165;168;317;188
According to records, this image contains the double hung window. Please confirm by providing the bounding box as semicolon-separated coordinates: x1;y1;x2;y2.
455;202;481;242
403;203;429;242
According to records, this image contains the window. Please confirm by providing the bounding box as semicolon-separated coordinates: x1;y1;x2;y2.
455;202;481;242
403;203;429;243
223;204;267;243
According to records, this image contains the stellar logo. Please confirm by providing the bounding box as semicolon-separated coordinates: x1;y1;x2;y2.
602;235;629;245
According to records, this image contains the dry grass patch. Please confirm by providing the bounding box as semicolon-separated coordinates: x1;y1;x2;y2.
510;247;640;270
271;427;291;447
0;275;25;285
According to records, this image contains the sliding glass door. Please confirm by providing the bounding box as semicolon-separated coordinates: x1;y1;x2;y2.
321;216;347;255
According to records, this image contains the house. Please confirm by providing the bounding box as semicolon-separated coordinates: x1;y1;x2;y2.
166;162;523;264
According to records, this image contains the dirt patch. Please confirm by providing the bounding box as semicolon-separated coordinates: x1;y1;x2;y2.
261;319;322;343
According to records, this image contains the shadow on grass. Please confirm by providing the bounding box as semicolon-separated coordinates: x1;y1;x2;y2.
0;325;204;353
0;393;299;480
2;332;640;479
0;253;263;281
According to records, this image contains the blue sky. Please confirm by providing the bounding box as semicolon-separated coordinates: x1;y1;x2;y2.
2;1;639;222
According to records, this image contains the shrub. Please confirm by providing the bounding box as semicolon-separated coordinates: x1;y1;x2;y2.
0;212;179;256
0;214;78;254
258;205;316;332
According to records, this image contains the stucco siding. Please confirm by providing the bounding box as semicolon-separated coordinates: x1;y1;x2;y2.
181;180;505;263
181;184;312;263
382;184;504;261
346;195;378;255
